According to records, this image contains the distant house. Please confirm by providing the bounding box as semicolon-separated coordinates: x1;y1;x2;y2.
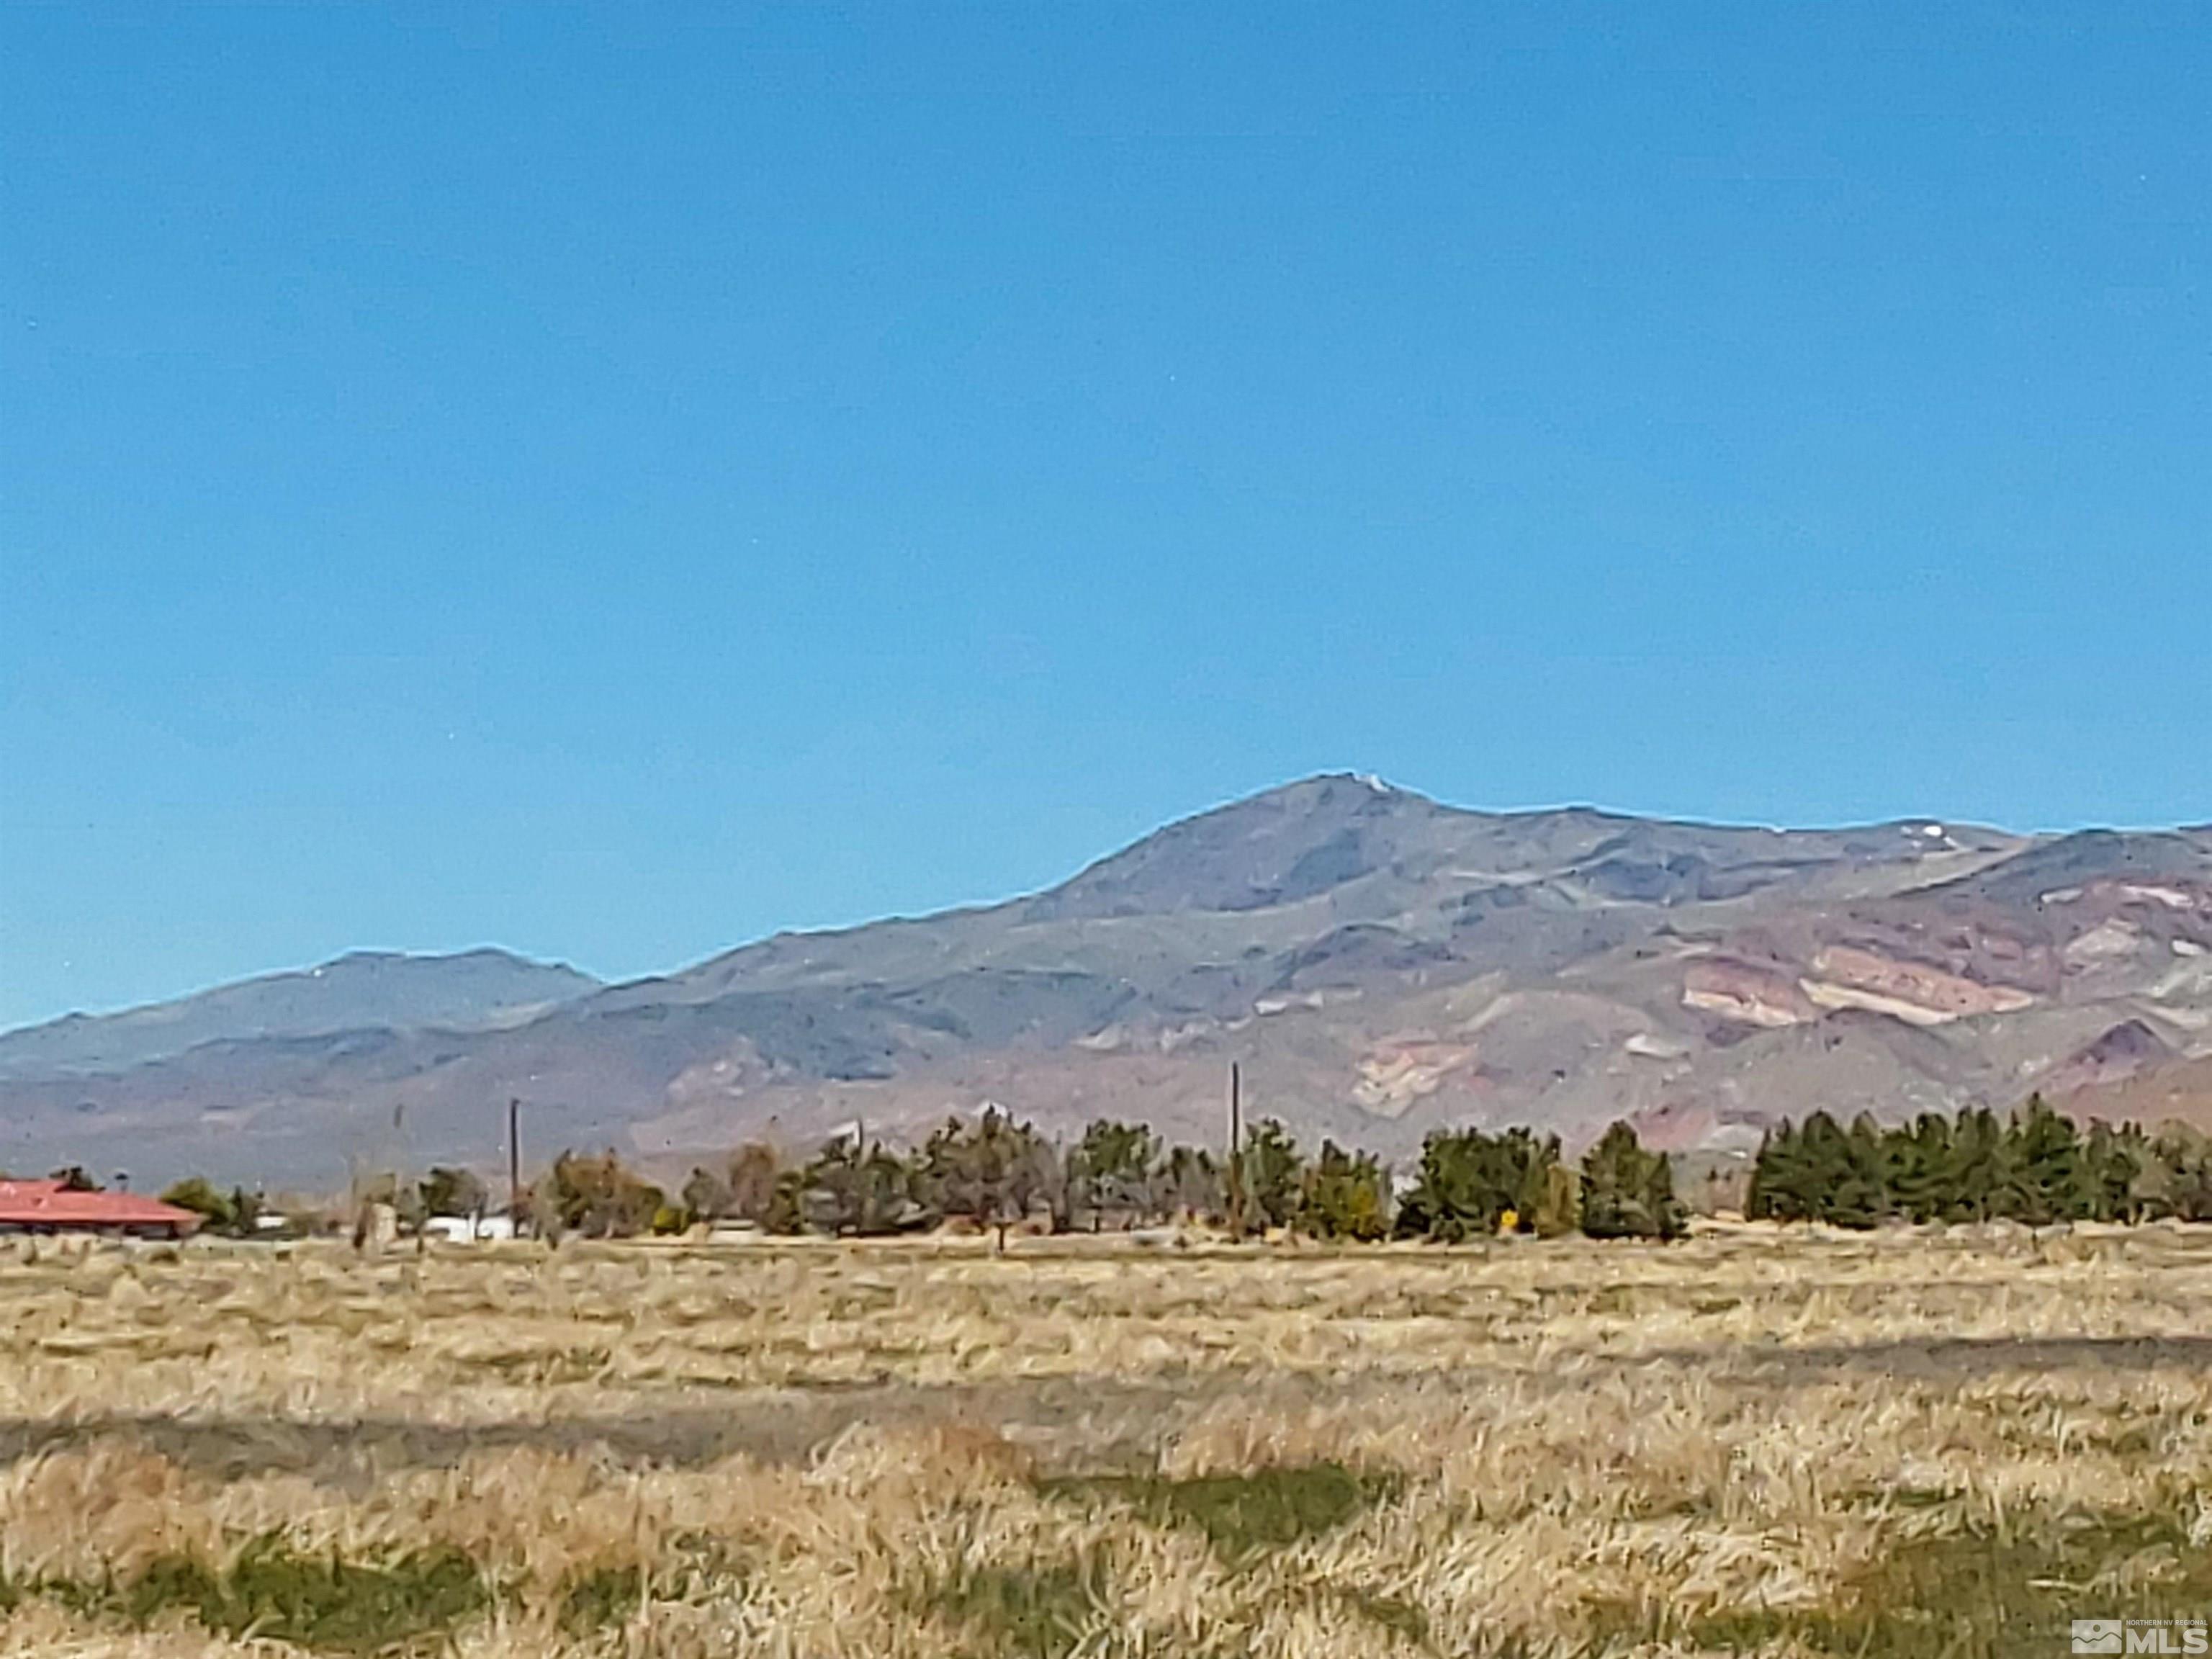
0;1179;201;1238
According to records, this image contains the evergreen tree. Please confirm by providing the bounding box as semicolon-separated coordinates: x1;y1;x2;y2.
2138;1125;2212;1221
1748;1118;1827;1223
1579;1121;1683;1241
1068;1120;1161;1231
2080;1120;2144;1223
1948;1107;2010;1222
1797;1112;1856;1225
1745;1123;1788;1221
1238;1118;1307;1232
1158;1143;1224;1223
1498;1127;1565;1229
1830;1113;1892;1228
799;1133;915;1236
2007;1094;2086;1226
1298;1141;1391;1241
916;1108;1061;1246
1395;1126;1560;1241
1886;1114;1956;1224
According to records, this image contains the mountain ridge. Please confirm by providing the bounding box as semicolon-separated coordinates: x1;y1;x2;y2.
0;948;601;1082
4;775;2207;1186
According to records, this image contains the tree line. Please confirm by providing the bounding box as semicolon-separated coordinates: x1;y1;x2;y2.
519;1109;1686;1243
60;1093;2212;1246
1748;1096;2212;1227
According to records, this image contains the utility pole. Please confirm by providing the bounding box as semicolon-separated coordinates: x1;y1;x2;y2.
507;1097;522;1238
1226;1062;1245;1238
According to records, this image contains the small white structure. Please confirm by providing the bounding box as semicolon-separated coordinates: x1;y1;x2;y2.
421;1213;517;1243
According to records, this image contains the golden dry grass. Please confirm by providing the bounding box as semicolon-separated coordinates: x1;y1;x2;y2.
2;1224;2210;1655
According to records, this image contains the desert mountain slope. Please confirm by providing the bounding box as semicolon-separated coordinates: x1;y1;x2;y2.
3;777;2208;1187
0;949;600;1082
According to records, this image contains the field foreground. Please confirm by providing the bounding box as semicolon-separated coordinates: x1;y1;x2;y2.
2;1227;2210;1657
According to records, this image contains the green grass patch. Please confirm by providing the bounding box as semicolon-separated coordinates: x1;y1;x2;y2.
556;1533;735;1633
920;1557;1106;1659
1590;1509;2212;1659
559;1564;647;1634
32;1537;487;1654
1337;1584;1432;1647
1040;1462;1396;1563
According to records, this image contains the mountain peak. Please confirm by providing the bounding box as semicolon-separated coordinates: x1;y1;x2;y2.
1250;770;1411;802
1023;773;1471;922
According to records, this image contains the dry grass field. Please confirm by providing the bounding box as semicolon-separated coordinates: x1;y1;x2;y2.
2;1226;2210;1657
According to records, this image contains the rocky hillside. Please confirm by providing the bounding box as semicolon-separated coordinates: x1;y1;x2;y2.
4;777;2208;1187
0;949;599;1084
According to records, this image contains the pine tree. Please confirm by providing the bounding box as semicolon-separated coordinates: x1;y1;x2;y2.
2080;1121;2144;1223
917;1108;1061;1246
1394;1126;1561;1240
2008;1095;2085;1226
1068;1120;1161;1231
1580;1122;1684;1241
1887;1114;1956;1224
1298;1141;1390;1241
1749;1116;1838;1223
1829;1113;1892;1228
801;1133;914;1236
1238;1119;1307;1232
1746;1123;1789;1221
1948;1107;2010;1222
1794;1112;1856;1224
2139;1125;2212;1221
1502;1128;1565;1231
1158;1144;1224;1223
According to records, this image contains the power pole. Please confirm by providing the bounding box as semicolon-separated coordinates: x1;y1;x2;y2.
507;1097;522;1237
1226;1062;1245;1238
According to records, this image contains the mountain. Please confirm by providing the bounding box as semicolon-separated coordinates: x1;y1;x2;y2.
0;950;599;1081
3;776;2208;1187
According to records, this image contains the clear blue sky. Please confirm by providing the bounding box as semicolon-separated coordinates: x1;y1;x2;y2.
2;5;2206;1029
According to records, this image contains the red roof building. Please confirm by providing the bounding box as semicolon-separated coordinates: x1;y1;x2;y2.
0;1179;202;1238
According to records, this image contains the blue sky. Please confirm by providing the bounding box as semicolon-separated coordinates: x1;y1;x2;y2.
2;4;2206;1028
